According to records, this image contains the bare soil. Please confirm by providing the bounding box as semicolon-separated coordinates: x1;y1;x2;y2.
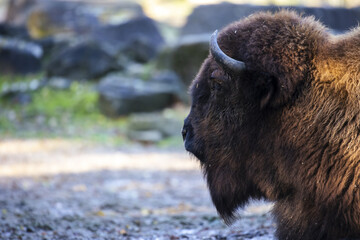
0;139;275;239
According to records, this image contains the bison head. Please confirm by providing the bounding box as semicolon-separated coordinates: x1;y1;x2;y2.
183;10;360;240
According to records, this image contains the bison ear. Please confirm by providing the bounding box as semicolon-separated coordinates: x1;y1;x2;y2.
257;72;300;109
260;83;274;109
255;73;277;109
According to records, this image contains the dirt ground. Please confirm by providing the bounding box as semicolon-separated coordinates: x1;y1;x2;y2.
0;139;275;240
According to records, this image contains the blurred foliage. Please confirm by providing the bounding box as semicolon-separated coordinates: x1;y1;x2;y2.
0;74;186;149
26;82;98;119
0;75;128;146
27;11;54;39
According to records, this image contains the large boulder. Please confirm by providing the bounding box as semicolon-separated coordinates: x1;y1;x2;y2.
0;23;31;40
34;36;70;64
156;34;210;87
97;73;178;117
0;36;42;75
0;22;65;67
92;2;145;24
92;17;165;63
127;112;183;143
149;70;189;104
181;3;360;35
45;41;121;80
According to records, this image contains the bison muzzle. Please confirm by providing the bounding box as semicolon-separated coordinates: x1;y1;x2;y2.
183;10;360;240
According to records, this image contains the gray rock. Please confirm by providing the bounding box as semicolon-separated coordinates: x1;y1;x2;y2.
92;17;165;63
46;77;72;90
181;3;360;36
26;1;100;38
127;112;183;143
93;2;145;25
0;35;42;75
45;41;121;80
0;23;30;40
157;34;210;87
35;37;70;64
297;6;360;32
0;78;46;104
97;74;176;117
150;70;189;104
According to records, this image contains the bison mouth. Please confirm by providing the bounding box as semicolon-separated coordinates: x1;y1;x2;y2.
182;118;205;162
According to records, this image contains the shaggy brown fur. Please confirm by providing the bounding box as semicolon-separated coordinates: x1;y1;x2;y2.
183;10;360;240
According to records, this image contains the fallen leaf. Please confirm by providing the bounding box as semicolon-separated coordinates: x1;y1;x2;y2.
72;184;87;192
95;210;105;217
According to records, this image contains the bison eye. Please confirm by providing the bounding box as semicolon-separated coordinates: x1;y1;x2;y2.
213;81;222;91
210;78;223;92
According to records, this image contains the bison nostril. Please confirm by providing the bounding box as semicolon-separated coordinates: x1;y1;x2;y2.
181;128;187;141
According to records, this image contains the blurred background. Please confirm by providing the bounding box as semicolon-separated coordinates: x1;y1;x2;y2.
0;0;360;239
1;0;360;148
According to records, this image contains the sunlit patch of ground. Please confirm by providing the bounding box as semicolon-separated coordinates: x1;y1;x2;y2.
0;139;199;177
0;139;274;239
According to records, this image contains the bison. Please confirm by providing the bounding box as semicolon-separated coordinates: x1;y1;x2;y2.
182;10;360;240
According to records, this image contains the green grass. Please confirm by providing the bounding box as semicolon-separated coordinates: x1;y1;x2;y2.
0;74;187;149
26;82;99;119
0;75;130;146
157;135;184;148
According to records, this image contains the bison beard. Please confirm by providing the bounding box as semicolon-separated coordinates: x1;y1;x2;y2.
183;10;360;240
